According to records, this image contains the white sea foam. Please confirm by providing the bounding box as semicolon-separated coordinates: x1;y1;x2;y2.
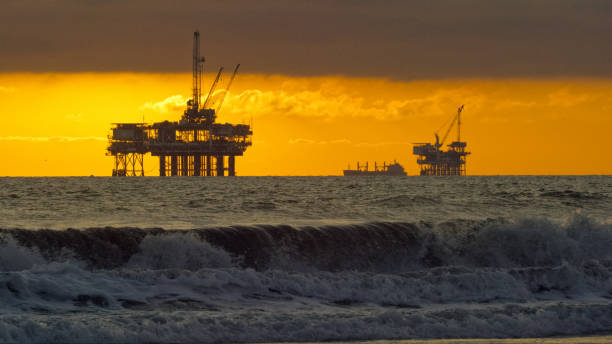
0;237;611;342
126;232;234;270
0;236;45;271
0;301;611;343
0;176;610;342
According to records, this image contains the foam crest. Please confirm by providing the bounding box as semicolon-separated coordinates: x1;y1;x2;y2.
196;215;612;272
127;232;234;270
455;216;612;268
2;215;612;273
0;237;46;271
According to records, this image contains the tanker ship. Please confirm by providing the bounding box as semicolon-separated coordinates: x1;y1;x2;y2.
343;161;407;176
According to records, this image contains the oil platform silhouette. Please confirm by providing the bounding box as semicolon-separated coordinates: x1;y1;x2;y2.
107;32;252;176
412;105;470;176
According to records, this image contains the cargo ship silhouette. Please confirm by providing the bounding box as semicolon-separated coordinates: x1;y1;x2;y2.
343;161;407;176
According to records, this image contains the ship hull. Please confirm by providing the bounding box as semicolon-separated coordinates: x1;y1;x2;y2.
343;170;406;176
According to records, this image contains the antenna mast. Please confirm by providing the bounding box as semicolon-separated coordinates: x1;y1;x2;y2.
192;31;205;113
457;104;464;142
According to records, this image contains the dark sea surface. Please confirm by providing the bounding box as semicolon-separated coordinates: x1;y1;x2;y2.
0;176;611;343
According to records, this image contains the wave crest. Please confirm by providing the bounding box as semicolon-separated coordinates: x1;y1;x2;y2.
126;233;234;270
1;215;611;273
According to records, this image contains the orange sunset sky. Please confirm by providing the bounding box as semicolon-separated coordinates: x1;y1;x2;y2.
0;74;610;176
1;1;611;176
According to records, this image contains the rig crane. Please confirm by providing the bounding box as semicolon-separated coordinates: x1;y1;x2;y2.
435;105;464;149
202;66;224;109
215;64;240;115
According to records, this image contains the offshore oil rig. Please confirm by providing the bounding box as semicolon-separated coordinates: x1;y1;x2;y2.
107;32;252;176
412;105;470;176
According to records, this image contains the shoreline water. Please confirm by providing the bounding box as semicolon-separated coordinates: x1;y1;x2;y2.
270;335;612;344
0;176;610;342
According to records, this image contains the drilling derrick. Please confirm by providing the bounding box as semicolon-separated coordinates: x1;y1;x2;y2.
107;32;252;176
412;105;470;176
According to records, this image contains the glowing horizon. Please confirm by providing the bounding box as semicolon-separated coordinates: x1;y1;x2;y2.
0;73;611;176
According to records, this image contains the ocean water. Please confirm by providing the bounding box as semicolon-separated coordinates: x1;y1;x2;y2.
0;176;610;343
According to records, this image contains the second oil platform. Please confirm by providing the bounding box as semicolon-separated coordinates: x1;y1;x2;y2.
412;105;470;176
107;32;252;176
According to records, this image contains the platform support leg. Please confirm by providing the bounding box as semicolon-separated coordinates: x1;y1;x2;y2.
159;156;166;176
228;156;235;176
205;155;212;176
171;156;178;176
181;155;188;176
194;155;201;176
216;155;225;176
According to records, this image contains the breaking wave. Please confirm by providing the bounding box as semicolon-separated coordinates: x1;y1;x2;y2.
1;215;612;342
3;215;611;272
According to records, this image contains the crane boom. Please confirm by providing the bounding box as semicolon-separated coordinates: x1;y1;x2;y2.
439;105;464;147
457;104;463;143
203;66;224;109
215;64;240;115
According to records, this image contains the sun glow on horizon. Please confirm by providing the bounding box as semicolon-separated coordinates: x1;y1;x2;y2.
0;73;611;176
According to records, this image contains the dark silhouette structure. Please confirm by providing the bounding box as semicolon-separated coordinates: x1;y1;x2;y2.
107;32;252;176
413;105;470;176
343;161;407;176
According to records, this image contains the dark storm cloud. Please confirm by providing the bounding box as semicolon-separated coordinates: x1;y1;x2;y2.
1;0;611;78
